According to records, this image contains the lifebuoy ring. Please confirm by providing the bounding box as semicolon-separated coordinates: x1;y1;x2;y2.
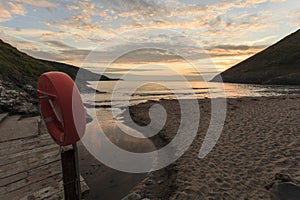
38;72;86;146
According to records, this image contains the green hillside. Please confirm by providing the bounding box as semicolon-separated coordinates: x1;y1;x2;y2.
0;39;110;114
0;39;109;88
211;29;300;85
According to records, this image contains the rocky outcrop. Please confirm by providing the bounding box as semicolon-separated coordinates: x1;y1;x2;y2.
0;80;38;115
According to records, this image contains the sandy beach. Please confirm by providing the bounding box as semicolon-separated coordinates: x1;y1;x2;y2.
123;95;300;199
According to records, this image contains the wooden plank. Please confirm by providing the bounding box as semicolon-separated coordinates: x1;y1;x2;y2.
20;186;63;200
0;135;55;157
0;133;50;151
36;180;65;200
1;173;63;200
0;149;60;179
0;172;27;187
45;194;64;200
0;116;39;142
0;113;8;123
0;116;89;199
0;143;58;167
0;160;62;194
80;175;89;199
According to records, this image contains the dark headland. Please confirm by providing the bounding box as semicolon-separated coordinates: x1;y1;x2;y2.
211;29;300;85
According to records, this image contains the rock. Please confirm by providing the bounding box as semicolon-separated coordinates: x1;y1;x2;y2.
144;190;151;198
23;84;37;98
265;173;294;190
94;104;111;108
266;173;300;200
145;179;156;186
0;80;38;115
270;182;300;200
275;173;293;182
96;89;106;94
85;112;93;123
121;192;142;200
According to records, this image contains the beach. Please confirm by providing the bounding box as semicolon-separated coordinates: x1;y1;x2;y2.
123;95;300;199
1;1;300;199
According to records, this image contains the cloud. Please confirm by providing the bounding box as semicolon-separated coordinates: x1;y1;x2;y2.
37;0;281;47
7;2;26;15
14;40;40;49
43;0;110;42
39;32;61;39
0;2;26;22
0;0;56;22
1;0;297;72
0;26;58;38
287;10;300;26
206;45;266;59
24;49;63;61
15;0;57;8
43;40;75;49
0;8;12;23
290;18;300;26
208;44;267;51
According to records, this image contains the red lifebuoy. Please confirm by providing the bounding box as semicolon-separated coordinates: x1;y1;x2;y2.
38;72;86;146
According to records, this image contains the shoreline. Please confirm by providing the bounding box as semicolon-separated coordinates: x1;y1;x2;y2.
123;95;300;199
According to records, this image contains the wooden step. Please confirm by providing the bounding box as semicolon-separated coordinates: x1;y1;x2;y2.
0;117;89;199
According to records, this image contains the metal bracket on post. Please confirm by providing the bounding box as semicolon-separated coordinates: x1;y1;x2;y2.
73;143;82;200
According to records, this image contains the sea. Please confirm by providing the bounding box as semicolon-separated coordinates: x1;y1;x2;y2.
84;80;300;108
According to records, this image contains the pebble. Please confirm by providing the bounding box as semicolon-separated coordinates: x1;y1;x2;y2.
121;192;142;200
145;179;156;186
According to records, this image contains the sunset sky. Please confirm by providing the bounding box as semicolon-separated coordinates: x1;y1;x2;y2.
0;0;299;79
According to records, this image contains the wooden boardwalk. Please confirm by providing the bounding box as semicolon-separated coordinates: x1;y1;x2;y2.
0;114;89;199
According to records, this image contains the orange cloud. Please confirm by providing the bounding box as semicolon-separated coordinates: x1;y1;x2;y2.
7;2;26;15
0;2;25;22
16;0;56;8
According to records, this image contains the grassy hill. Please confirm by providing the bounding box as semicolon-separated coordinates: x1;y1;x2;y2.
211;29;300;85
0;39;110;114
0;39;109;88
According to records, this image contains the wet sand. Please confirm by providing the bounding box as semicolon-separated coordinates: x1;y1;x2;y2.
78;108;156;200
78;142;147;200
125;95;300;199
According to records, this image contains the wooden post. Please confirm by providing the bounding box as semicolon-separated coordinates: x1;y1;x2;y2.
61;143;82;200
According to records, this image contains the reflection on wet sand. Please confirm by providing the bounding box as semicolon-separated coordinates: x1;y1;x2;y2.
78;108;156;200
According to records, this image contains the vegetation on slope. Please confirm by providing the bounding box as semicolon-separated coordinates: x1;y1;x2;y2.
212;29;300;85
0;39;108;88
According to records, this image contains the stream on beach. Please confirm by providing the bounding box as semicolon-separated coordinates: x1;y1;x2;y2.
78;80;300;200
